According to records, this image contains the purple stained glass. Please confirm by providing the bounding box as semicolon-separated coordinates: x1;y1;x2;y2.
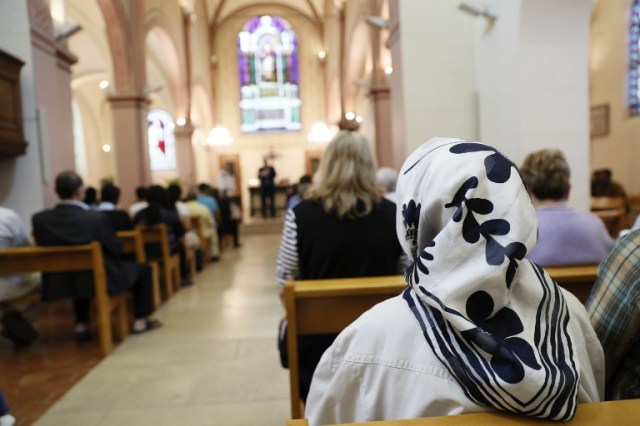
237;38;247;87
245;16;261;32
272;16;287;32
291;37;299;85
237;15;301;131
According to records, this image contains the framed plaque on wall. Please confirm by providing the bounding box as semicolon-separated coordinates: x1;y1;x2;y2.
590;104;609;139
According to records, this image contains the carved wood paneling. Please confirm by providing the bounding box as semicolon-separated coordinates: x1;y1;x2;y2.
0;50;27;158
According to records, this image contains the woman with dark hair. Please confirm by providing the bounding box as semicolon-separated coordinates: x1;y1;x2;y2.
133;185;190;285
306;138;604;424
276;130;405;405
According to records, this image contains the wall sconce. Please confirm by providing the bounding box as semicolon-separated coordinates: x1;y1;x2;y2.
339;113;361;131
457;3;497;23
384;66;393;75
99;80;110;90
317;50;327;64
365;16;390;29
54;22;82;42
144;85;164;95
102;144;112;153
176;117;187;126
207;126;233;146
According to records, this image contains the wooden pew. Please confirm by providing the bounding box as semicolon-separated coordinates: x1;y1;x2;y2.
284;267;599;418
185;245;197;279
546;264;598;303
0;242;127;356
190;215;210;263
591;196;626;237
117;230;161;309
286;399;640;426
284;275;407;419
136;224;181;298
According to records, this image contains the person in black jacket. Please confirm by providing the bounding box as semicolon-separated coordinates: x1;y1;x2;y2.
98;183;133;232
32;171;160;340
276;130;405;404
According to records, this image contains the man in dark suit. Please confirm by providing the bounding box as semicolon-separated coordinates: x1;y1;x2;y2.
258;159;277;218
98;183;133;232
32;171;160;340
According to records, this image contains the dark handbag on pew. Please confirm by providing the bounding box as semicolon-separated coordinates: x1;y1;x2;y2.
278;317;288;368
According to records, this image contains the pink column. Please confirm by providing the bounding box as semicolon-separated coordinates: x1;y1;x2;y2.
370;86;395;167
28;0;78;207
107;93;152;207
174;123;196;186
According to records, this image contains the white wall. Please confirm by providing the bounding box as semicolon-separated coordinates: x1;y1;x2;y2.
0;0;45;232
392;0;477;157
476;0;592;210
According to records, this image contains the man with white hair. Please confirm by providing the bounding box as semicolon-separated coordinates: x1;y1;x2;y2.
376;167;399;202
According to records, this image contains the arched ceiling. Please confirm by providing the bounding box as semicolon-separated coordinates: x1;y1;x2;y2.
204;0;324;26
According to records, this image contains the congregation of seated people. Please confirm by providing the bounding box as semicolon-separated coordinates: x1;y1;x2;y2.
275;135;640;425
3;137;640;426
0;174;241;348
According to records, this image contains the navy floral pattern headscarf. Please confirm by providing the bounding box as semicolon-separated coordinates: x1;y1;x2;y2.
396;138;579;421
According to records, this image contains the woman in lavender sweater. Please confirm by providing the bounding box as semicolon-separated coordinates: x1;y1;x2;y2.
520;149;614;266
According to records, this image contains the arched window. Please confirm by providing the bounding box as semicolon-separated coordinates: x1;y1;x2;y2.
71;100;87;179
629;0;640;115
147;109;176;171
237;15;301;132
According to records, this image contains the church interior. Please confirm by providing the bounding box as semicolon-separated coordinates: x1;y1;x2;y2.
1;0;640;424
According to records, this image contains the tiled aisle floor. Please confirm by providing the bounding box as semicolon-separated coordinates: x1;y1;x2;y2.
0;302;103;425
2;233;290;426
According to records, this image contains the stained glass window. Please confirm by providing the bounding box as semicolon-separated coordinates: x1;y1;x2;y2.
630;0;640;115
237;15;301;132
147;109;176;171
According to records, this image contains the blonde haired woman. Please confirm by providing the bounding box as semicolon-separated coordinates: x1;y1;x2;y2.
276;130;405;404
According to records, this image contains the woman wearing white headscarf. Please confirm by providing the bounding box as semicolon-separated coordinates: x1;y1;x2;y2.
306;138;604;424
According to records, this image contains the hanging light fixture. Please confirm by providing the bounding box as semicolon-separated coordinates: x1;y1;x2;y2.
207;126;233;146
307;122;336;143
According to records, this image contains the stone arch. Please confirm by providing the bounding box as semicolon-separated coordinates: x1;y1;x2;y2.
343;20;372;115
145;9;189;117
191;83;214;183
97;0;135;91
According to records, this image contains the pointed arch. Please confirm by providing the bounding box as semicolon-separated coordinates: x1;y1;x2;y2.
97;0;134;91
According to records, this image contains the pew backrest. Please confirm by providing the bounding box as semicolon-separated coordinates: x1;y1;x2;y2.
284;267;598;419
285;399;640;425
117;229;146;262
136;224;180;296
118;229;162;309
284;275;406;419
0;242;122;356
546;264;598;303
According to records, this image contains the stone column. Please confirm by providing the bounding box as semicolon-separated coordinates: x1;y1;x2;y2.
28;0;78;207
475;0;592;210
370;86;395;167
107;93;151;207
174;123;196;186
387;0;476;157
